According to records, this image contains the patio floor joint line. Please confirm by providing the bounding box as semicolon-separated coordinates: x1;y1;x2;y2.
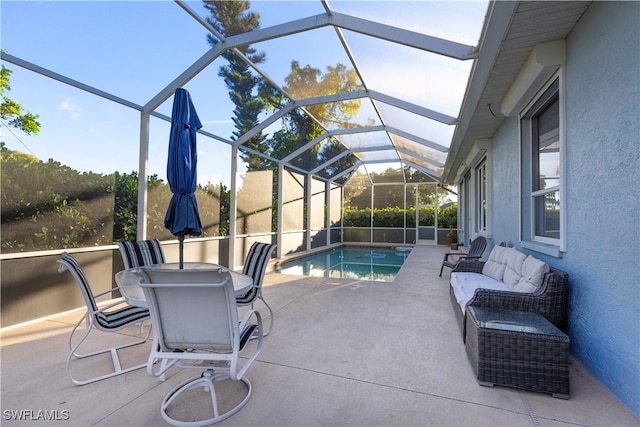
255;359;534;418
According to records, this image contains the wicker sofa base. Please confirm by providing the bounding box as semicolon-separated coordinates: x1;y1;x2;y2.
450;286;466;337
465;306;570;399
449;261;569;342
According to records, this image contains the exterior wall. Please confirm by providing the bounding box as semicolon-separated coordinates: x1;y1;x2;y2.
487;2;639;416
488;117;520;247
563;2;639;415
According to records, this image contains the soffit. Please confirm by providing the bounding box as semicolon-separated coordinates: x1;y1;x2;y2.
443;1;591;183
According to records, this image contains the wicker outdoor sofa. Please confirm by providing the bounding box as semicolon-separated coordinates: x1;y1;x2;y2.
449;245;569;341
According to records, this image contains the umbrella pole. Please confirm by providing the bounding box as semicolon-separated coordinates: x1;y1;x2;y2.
179;234;184;269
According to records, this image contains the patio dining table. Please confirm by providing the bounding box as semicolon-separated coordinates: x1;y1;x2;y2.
115;262;253;308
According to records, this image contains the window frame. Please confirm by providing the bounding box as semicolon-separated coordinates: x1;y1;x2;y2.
475;157;488;234
519;73;565;255
457;138;491;244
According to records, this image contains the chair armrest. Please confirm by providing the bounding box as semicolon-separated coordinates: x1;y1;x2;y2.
451;260;485;273
91;288;126;311
94;288;122;299
442;252;459;262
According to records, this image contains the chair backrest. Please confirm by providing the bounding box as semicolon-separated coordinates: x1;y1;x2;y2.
239;242;276;302
57;252;100;315
135;268;238;352
117;239;166;269
468;236;488;258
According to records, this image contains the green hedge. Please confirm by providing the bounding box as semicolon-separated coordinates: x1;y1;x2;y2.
344;204;457;228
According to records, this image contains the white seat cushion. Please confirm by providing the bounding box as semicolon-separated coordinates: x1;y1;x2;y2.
450;272;510;314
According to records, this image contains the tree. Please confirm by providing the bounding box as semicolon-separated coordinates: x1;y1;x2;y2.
317;138;357;182
261;61;363;172
0;63;41;136
112;171;170;242
201;181;230;236
1;143;114;251
204;0;268;170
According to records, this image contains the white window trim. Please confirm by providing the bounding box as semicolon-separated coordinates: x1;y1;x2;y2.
519;71;566;256
475;157;488;234
503;41;567;257
459;139;491;242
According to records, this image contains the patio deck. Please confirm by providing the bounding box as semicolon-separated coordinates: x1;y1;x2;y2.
1;245;637;426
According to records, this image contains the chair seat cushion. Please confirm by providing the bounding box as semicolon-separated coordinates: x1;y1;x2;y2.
240;324;257;349
97;305;150;330
236;287;257;304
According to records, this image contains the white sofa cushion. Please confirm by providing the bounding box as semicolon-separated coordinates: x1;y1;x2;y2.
482;245;509;281
503;248;527;288
450;272;510;314
512;255;550;293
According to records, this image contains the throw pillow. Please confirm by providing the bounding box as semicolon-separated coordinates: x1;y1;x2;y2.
503;248;527;288
482;245;508;281
520;255;550;287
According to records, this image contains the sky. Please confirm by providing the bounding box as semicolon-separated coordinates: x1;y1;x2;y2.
0;0;488;187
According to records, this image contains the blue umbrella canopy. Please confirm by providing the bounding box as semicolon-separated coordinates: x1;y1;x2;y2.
164;88;202;266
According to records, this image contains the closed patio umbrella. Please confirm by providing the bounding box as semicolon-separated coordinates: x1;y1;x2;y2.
164;88;202;269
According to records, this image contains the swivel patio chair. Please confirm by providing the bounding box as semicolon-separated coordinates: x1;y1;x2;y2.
117;239;166;269
439;236;487;276
57;252;150;385
237;242;277;336
134;267;264;426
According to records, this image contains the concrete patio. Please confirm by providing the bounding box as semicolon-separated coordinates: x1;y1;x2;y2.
1;245;637;426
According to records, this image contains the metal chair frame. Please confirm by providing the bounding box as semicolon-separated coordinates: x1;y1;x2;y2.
135;267;263;426
57;252;150;385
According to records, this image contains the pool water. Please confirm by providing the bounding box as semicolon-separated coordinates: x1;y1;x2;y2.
275;246;412;282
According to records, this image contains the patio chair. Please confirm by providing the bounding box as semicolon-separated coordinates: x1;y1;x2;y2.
237;242;277;336
56;252;150;385
439;236;487;277
117;239;166;269
134;267;264;426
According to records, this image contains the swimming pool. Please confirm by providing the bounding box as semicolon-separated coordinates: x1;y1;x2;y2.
275;246;412;282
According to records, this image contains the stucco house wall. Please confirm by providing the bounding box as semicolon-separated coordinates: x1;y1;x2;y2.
487;117;519;246
487;1;639;416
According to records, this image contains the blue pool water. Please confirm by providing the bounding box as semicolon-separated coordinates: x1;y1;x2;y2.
275;246;412;282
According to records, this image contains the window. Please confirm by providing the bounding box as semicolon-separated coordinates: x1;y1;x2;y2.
532;95;560;238
475;158;487;233
521;77;562;249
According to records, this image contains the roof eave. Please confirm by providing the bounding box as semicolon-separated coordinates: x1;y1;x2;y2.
443;1;592;185
442;0;519;184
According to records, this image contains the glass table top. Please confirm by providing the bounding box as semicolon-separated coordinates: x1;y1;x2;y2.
468;306;567;337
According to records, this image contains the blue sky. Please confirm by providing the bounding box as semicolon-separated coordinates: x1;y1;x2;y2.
1;0;487;187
